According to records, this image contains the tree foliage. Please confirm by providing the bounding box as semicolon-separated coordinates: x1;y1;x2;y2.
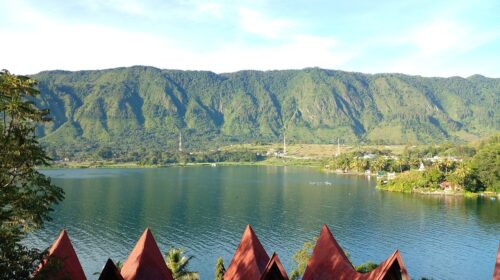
469;135;499;192
214;256;225;280
289;238;315;280
354;261;379;273
164;248;199;280
0;70;64;279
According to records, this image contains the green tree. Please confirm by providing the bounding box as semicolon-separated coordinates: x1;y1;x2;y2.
425;167;444;185
463;170;485;193
0;70;64;279
355;261;378;273
446;162;468;189
214;257;225;280
164;248;199;280
289;239;315;280
469;138;499;192
97;146;113;159
371;157;387;172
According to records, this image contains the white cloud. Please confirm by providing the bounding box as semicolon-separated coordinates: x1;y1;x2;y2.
192;35;352;72
0;18;352;74
0;0;353;74
407;20;471;55
360;18;500;77
0;25;180;74
239;8;295;38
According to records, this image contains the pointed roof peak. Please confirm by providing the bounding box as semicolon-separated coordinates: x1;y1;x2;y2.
50;229;69;251
37;229;86;280
318;224;351;263
242;224;260;240
121;228;174;280
224;225;270;280
303;225;357;280
364;249;409;280
243;224;257;235
98;259;124;280
140;227;155;241
260;253;289;280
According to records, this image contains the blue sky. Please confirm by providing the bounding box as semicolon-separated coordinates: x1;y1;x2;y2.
1;0;499;77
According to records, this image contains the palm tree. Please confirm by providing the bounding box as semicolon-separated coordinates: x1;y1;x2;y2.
372;157;387;172
165;248;199;280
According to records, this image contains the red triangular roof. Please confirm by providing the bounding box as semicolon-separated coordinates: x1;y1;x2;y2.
120;228;174;280
260;253;289;280
303;224;357;280
98;259;124;280
361;250;409;280
303;225;410;280
224;225;270;280
37;229;86;280
493;243;500;280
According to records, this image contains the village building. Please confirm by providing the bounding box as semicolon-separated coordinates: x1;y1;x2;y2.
36;230;86;280
224;225;271;280
35;226;499;280
120;228;174;280
302;225;409;280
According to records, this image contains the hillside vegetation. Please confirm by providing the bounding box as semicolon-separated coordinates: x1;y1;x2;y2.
31;66;499;159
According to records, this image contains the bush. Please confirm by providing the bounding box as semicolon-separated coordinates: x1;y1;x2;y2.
463;170;485;192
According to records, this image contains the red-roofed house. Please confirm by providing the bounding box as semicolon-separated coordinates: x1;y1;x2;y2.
303;225;409;280
260;253;289;280
224;225;270;280
37;229;86;280
98;259;124;280
366;250;409;280
120;228;174;280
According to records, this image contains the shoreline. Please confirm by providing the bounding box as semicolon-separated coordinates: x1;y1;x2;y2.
376;185;500;198
323;168;500;198
42;157;324;169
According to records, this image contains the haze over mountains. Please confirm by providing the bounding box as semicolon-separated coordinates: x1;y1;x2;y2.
33;66;498;156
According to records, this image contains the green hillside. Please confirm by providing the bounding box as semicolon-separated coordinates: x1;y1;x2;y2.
32;66;499;159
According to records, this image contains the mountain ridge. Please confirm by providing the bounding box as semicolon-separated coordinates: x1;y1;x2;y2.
31;66;499;158
34;65;497;79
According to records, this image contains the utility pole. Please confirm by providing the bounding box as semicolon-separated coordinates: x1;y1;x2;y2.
283;132;286;155
336;138;340;157
178;132;183;152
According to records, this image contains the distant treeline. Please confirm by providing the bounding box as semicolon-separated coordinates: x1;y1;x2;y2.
52;146;265;165
324;135;499;193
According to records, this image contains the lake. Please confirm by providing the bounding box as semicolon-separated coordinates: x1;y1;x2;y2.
28;166;499;279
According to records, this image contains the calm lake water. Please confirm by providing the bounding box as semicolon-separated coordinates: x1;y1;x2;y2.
28;166;499;279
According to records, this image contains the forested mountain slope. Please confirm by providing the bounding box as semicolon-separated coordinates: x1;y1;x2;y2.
32;66;499;157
